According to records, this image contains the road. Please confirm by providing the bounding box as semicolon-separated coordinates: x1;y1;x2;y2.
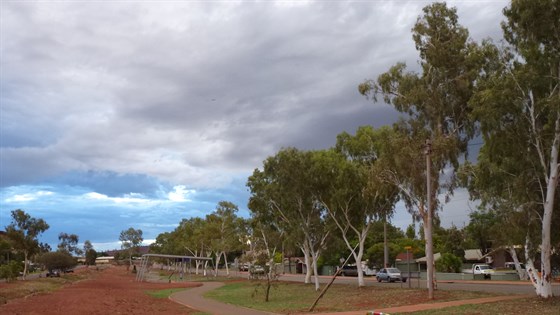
272;273;560;296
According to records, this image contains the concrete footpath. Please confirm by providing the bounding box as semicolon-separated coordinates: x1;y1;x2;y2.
170;282;531;315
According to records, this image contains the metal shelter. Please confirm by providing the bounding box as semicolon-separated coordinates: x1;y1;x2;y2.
135;253;213;282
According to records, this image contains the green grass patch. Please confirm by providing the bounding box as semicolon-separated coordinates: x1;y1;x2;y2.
204;280;499;314
145;288;187;299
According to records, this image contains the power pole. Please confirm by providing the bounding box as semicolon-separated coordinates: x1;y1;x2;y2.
424;138;434;300
384;214;389;268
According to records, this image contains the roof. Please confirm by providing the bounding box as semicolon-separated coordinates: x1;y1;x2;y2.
395;252;415;261
416;249;485;263
464;249;483;261
415;253;441;263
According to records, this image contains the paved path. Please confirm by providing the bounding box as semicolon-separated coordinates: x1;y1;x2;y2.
170;282;280;315
170;282;531;315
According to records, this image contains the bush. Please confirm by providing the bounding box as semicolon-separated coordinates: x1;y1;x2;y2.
38;251;77;271
436;253;463;273
0;261;23;282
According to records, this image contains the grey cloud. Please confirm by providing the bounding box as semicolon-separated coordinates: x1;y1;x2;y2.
1;1;508;190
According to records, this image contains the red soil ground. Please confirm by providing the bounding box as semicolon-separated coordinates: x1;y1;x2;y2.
0;265;198;315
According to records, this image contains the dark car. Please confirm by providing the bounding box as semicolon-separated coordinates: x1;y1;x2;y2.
46;269;61;277
338;265;363;277
376;267;407;282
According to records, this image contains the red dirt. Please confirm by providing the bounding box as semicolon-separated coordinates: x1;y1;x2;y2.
0;265;199;315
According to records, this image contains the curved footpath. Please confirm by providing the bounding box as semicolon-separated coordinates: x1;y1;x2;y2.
170;282;280;315
170;281;531;315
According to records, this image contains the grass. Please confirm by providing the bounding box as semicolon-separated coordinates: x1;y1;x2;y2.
0;272;89;304
203;280;500;314
145;288;187;299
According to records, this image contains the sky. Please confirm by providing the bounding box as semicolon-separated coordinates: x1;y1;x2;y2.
1;0;508;251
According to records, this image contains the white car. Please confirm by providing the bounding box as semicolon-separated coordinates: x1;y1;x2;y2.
376;268;407;282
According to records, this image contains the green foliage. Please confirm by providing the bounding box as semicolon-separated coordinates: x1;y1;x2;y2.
58;232;82;256
0;261;23;282
405;224;416;239
85;248;97;266
5;209;49;278
435;253;463;273
366;242;401;268
119;227;143;265
39;251;76;271
273;252;282;264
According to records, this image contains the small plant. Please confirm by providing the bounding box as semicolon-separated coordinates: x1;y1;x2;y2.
0;261;23;282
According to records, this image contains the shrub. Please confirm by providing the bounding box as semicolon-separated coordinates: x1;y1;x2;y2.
0;261;23;282
436;253;462;273
38;251;76;271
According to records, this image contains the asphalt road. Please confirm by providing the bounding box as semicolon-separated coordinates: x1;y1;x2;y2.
274;273;560;296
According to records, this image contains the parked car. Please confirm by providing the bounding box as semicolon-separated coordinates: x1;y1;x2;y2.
238;263;249;271
46;269;61;277
338;265;364;277
376;268;407;282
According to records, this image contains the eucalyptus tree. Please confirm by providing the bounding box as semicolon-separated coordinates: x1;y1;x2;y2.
5;209;49;279
247;148;331;291
206;201;246;276
466;0;560;298
57;232;82;256
83;240;97;266
177;217;211;274
119;227;143;270
313;126;398;287
359;3;490;298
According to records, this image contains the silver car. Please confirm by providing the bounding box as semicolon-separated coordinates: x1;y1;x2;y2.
376;268;407;282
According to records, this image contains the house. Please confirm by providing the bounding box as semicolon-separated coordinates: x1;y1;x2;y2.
95;256;115;264
416;249;485;271
395;252;418;272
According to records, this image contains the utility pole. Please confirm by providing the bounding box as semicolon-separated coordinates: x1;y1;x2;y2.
384;214;388;268
424;139;434;300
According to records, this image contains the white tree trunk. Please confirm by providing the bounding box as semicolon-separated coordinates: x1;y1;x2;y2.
311;249;321;291
508;246;526;280
536;117;559;298
355;242;365;287
301;244;312;284
224;252;230;276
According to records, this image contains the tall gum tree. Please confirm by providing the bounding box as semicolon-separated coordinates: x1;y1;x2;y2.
247;148;331;291
314;127;398;287
469;0;559;298
206;201;245;276
359;3;489;298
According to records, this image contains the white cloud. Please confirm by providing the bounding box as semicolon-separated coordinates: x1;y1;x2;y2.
5;190;53;203
82;191;155;205
168;185;195;202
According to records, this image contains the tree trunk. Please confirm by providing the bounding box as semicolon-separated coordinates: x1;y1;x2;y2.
508;246;526;280
536;117;559;298
301;244;312;284
355;244;365;287
425;141;435;299
311;249;321;291
22;252;28;280
224;252;230;276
